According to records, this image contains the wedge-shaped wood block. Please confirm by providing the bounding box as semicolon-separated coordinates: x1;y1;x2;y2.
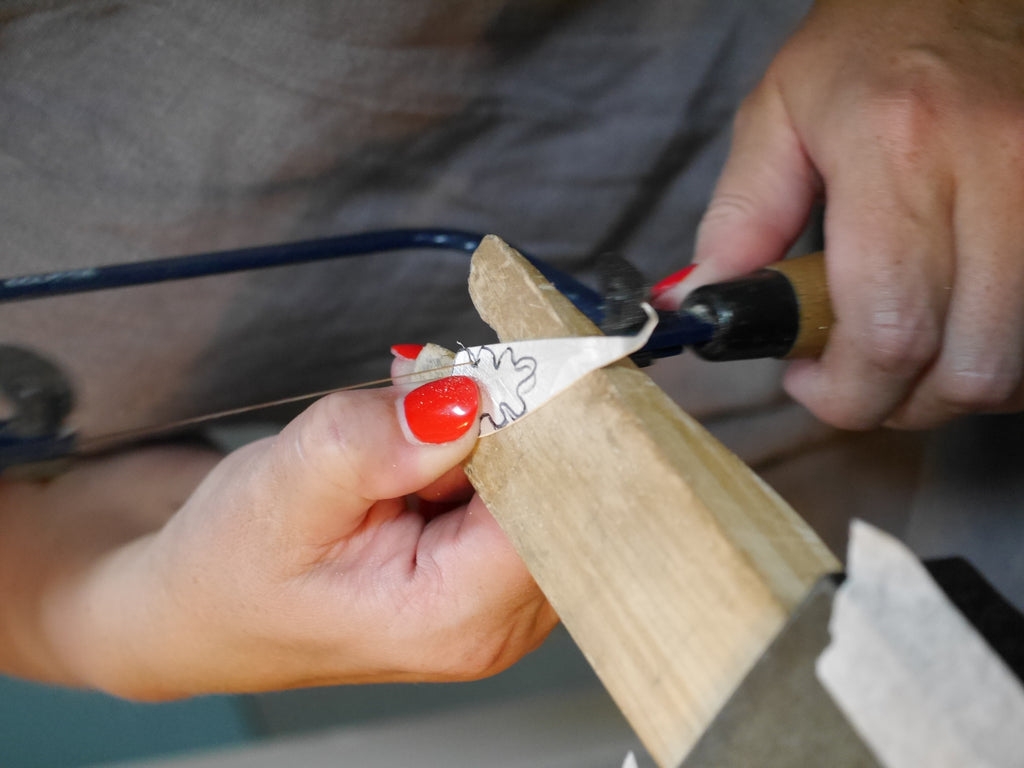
464;236;839;768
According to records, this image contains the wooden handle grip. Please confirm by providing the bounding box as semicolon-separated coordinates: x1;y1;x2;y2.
766;251;833;358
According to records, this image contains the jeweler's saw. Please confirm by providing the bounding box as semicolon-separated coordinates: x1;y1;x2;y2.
0;228;833;468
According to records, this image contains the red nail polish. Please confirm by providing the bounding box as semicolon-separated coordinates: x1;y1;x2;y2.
402;376;479;444
650;264;698;300
391;344;425;361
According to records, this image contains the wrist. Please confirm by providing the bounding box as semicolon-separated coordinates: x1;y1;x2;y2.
0;446;221;698
42;532;182;699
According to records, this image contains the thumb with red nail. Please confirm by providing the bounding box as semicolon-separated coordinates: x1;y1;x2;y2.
400;376;481;444
1;354;555;699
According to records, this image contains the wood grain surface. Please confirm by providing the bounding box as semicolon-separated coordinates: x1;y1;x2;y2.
464;236;839;768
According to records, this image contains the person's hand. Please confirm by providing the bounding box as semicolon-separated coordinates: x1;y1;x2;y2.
655;0;1024;430
2;358;555;700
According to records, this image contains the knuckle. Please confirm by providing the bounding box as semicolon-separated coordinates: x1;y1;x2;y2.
408;619;515;681
862;48;957;162
403;577;552;680
456;606;553;680
937;360;1023;411
451;630;519;680
288;395;368;490
699;190;761;231
858;303;940;374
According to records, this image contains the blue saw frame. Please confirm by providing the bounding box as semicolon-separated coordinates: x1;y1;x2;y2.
0;229;712;467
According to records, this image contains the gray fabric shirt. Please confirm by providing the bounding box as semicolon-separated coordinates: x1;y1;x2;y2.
0;0;808;431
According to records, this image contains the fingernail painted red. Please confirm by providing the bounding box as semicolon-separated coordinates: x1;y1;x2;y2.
391;344;425;360
650;264;698;300
403;376;479;444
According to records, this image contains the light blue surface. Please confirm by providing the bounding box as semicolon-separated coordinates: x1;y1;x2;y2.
0;626;599;766
0;676;259;768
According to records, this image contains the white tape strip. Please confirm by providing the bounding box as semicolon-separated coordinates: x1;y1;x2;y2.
816;521;1024;768
454;304;657;436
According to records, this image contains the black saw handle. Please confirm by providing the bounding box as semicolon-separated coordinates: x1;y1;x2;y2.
679;252;833;362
